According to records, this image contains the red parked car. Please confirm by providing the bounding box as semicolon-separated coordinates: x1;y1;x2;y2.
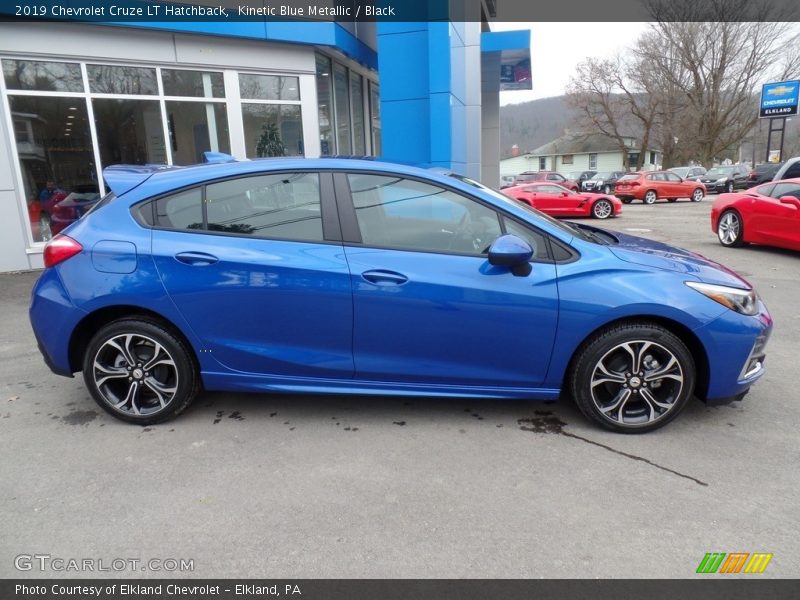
503;182;622;219
614;171;706;204
711;178;800;251
513;171;580;192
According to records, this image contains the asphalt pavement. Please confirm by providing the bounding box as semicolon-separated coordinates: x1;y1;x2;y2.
1;198;798;578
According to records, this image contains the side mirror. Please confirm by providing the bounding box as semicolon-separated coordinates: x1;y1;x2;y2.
779;196;800;210
488;234;534;267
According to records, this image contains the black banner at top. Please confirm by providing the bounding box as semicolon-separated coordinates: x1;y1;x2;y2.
2;0;800;23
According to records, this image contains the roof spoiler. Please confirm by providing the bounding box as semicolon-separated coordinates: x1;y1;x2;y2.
102;164;171;197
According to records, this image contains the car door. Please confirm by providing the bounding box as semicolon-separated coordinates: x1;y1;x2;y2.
336;171;560;387
148;171;354;377
753;182;800;249
664;171;688;197
531;184;569;213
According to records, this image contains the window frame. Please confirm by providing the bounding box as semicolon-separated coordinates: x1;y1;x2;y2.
130;170;341;244
332;170;563;263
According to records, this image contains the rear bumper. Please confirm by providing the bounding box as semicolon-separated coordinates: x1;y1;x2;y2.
29;269;86;376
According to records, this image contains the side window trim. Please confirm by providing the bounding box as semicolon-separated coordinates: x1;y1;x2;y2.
131;170;343;244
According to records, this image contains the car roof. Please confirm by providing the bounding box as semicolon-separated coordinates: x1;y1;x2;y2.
104;157;454;199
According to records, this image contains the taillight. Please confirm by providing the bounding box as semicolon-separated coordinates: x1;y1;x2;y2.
43;235;83;268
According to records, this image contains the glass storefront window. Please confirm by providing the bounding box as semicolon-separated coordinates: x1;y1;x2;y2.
242;104;303;158
87;65;158;95
369;81;381;156
93;98;167;168
350;72;365;155
166;101;230;165
9;96;96;242
3;60;83;93
239;74;300;101
333;63;351;155
315;55;334;156
162;69;225;98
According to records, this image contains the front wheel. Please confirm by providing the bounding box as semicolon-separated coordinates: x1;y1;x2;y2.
643;190;657;204
83;319;200;424
717;209;745;247
603;184;612;195
569;322;695;433
691;188;704;202
592;199;613;219
725;181;734;193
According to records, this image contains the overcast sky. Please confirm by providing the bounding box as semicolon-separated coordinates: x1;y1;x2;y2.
492;22;651;105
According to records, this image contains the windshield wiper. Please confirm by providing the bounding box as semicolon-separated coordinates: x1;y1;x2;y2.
567;222;610;245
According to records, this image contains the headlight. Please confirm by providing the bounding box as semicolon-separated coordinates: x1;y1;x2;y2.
596;180;604;185
717;178;727;183
685;281;758;315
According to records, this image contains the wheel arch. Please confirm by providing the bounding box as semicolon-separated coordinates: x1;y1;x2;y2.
563;315;710;400
68;305;200;374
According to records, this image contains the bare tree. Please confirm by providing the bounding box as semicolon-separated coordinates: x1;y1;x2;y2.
641;0;800;165
566;58;635;169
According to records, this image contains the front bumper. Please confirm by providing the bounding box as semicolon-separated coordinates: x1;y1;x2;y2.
694;299;773;403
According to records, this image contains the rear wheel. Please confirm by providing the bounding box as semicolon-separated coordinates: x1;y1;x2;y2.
691;188;704;202
569;322;695;433
83;319;200;424
592;199;613;219
717;209;745;247
643;190;657;204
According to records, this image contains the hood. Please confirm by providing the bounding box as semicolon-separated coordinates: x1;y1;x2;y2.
605;230;751;289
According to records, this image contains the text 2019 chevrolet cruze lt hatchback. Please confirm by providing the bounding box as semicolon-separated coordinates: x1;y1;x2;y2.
30;157;772;433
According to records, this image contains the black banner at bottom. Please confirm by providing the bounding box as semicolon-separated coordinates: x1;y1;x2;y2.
2;579;800;600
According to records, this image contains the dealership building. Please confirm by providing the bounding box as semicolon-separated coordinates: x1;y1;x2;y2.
0;5;530;272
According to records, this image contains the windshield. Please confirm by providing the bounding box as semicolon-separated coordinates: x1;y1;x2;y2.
591;172;613;180
449;173;586;240
706;167;734;177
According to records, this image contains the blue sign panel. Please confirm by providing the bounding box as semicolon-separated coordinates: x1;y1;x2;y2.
760;80;800;118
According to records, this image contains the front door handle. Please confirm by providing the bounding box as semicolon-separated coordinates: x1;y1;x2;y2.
361;269;409;286
175;251;219;266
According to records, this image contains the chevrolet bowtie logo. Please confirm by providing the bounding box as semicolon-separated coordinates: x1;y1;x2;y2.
767;85;796;96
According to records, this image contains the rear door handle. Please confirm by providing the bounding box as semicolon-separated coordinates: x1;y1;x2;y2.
361;269;409;286
175;251;219;266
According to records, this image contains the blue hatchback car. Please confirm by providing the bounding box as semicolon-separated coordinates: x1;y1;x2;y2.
29;157;773;432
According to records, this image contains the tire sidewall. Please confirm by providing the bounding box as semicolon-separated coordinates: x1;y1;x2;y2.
718;209;743;247
644;191;657;204
82;318;198;424
593;199;612;219
570;323;696;433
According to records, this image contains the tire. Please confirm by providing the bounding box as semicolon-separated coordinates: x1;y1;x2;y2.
603;184;612;195
621;198;633;204
39;213;52;242
569;321;695;433
643;190;657;204
592;199;613;219
725;181;734;193
691;188;704;202
717;209;745;247
83;318;200;425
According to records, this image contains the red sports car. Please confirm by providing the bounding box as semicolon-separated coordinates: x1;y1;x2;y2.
614;171;706;204
503;182;622;219
711;178;800;251
513;171;580;192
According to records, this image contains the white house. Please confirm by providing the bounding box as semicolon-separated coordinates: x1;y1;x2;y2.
501;132;661;176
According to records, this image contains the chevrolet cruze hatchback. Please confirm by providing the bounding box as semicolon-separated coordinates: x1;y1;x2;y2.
30;158;772;432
